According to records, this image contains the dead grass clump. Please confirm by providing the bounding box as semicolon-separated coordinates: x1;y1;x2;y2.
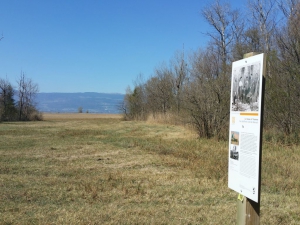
146;112;174;124
43;113;122;120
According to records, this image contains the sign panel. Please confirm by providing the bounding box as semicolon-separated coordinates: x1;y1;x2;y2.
228;53;264;203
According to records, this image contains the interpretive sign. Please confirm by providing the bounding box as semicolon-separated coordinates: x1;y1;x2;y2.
228;53;265;203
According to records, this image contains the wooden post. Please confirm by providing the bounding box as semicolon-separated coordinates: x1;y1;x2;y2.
236;52;265;225
237;195;260;224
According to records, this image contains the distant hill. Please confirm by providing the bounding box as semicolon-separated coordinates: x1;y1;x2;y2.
35;92;125;114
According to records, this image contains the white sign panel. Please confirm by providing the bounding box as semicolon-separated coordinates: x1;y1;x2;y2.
228;53;264;203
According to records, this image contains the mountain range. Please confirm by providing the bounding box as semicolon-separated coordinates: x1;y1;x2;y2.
35;92;125;114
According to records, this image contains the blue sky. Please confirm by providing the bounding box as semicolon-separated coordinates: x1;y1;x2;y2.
0;0;246;94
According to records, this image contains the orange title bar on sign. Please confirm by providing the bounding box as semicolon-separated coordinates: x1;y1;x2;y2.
240;112;259;116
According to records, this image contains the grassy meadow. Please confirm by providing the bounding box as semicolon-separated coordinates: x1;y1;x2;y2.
0;113;299;224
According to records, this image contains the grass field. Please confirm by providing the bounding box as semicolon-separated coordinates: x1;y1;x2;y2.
0;113;299;224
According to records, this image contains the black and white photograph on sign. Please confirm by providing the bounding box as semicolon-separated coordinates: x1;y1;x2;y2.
230;145;239;160
231;62;261;111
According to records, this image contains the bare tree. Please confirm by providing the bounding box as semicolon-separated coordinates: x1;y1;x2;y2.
232;26;263;60
184;0;235;138
124;84;147;120
145;64;174;118
184;47;230;139
277;0;299;19
201;0;238;70
17;72;39;121
247;0;278;53
170;50;189;115
265;1;300;134
78;106;83;113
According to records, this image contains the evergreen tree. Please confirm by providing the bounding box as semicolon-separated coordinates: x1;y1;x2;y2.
0;79;17;121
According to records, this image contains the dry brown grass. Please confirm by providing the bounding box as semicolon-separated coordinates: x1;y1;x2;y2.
43;113;122;120
0;116;299;224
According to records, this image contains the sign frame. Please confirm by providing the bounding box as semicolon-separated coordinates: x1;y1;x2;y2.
228;53;265;203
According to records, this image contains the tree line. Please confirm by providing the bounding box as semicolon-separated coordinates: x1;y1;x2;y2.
122;0;300;141
0;73;41;122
